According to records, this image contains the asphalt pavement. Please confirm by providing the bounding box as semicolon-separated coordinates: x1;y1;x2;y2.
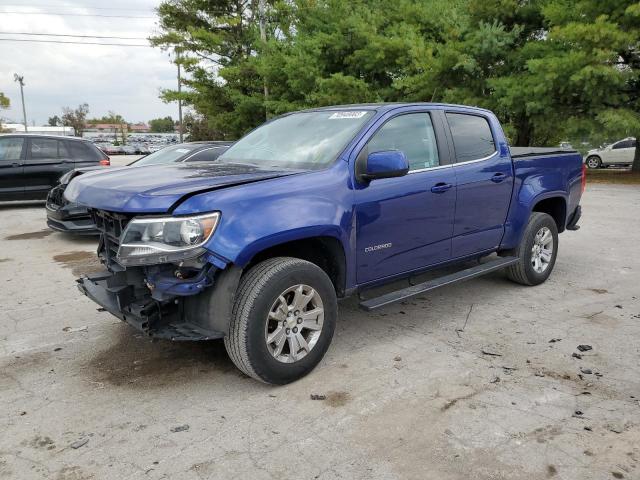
0;183;638;479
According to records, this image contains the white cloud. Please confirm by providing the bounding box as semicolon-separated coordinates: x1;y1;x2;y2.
0;0;181;125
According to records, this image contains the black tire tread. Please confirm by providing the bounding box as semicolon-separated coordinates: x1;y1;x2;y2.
224;257;323;383
505;212;555;286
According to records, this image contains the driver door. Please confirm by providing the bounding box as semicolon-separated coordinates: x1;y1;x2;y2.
354;111;456;284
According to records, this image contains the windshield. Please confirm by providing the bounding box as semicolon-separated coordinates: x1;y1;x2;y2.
218;110;375;169
132;145;196;167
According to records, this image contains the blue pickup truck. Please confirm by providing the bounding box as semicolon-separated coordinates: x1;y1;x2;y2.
66;103;584;384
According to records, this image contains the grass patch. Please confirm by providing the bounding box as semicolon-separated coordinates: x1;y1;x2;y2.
586;168;640;185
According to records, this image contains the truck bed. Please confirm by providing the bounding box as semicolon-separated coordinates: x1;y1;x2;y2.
510;147;579;158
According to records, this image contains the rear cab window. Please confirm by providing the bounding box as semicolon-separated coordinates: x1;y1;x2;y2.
446;113;496;162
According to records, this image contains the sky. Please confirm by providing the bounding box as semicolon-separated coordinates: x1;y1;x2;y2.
0;0;180;126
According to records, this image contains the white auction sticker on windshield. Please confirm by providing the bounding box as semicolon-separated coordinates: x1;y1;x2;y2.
329;111;368;119
175;148;191;153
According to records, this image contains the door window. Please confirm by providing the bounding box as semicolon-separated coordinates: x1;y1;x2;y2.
30;138;58;159
446;113;496;162
613;140;634;149
68;141;104;161
366;113;439;171
58;141;70;158
0;137;24;161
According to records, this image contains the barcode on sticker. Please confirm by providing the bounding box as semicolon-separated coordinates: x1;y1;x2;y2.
329;111;368;119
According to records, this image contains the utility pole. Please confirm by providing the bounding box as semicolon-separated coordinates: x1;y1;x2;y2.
258;0;269;120
176;49;183;142
13;74;28;132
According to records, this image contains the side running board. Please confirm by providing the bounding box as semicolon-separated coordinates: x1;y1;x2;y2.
359;256;519;311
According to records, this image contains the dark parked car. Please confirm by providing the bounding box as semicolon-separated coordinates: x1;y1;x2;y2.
46;141;233;234
0;134;109;201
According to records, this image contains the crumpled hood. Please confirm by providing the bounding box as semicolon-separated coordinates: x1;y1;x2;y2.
64;162;299;213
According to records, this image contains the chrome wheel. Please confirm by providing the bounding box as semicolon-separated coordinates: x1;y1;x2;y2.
586;157;600;169
265;284;324;363
531;227;553;273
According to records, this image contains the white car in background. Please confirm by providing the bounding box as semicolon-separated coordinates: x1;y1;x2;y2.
585;137;636;169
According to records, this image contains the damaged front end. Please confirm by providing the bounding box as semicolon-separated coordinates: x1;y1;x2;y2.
77;209;239;341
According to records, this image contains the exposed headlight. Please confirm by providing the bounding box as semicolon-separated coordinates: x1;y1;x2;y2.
58;170;74;185
116;212;220;266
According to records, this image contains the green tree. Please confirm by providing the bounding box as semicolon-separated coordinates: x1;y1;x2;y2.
152;0;639;169
48;115;61;126
87;111;128;144
61;103;90;137
537;0;639;170
149;116;175;132
182;112;223;140
151;0;266;139
0;92;9;109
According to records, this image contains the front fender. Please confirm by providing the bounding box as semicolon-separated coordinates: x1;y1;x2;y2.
173;163;354;270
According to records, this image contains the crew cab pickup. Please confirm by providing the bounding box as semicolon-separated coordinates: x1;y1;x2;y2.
66;103;585;384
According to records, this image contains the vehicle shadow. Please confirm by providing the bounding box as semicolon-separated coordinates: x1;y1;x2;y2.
85;322;245;390
0;200;46;210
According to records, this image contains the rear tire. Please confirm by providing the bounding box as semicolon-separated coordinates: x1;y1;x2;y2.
224;257;337;384
504;212;558;286
586;156;601;169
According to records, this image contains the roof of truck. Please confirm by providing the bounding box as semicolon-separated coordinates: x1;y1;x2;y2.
306;102;493;114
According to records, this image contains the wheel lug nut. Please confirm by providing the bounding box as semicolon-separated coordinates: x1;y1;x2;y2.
295;310;300;315
292;327;298;333
286;328;290;334
297;318;302;324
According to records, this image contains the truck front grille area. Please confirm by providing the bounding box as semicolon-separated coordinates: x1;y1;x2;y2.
81;209;223;340
90;209;132;271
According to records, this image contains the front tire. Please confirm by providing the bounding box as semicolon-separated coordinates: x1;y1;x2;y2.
224;257;337;384
586;156;601;169
504;212;559;286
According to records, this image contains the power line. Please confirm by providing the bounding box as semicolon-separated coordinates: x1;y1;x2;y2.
0;3;154;12
0;10;155;19
0;38;149;47
0;31;148;40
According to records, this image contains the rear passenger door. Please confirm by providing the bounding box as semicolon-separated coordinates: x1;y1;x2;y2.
446;112;514;258
24;137;75;198
0;136;26;200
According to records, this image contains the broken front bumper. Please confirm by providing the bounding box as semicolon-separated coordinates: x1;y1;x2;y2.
46;186;99;235
77;269;225;341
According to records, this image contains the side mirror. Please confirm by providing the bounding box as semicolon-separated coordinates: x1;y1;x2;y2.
358;150;409;182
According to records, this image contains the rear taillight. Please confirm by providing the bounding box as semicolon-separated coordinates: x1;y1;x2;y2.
100;158;110;166
581;163;586;194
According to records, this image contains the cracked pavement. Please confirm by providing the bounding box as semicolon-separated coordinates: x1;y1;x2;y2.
0;183;639;479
